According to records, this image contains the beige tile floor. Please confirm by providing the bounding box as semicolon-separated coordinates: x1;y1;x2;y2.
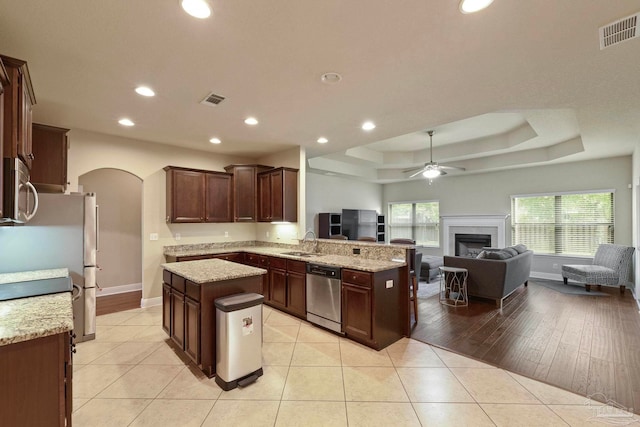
72;305;640;426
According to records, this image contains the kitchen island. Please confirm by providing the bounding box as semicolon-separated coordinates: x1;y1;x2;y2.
161;258;267;377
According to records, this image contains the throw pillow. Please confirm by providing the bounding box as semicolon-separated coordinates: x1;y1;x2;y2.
503;247;518;257
485;250;513;260
512;244;528;254
476;250;487;259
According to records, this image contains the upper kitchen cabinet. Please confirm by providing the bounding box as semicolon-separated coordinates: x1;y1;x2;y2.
1;55;35;170
30;123;70;193
164;166;233;223
165;166;205;223
224;164;273;222
0;59;9;219
205;171;232;223
258;167;298;222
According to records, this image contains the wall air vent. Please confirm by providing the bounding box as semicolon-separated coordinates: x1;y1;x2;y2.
200;92;226;106
599;13;639;49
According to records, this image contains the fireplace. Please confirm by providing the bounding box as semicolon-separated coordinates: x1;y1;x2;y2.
455;233;492;257
440;214;509;256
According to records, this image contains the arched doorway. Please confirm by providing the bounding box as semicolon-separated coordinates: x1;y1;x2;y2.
79;168;143;313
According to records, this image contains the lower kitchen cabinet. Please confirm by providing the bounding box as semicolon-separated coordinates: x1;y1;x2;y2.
341;267;402;350
162;282;172;334
184;297;200;364
268;257;287;309
286;260;306;318
171;290;185;348
0;331;72;427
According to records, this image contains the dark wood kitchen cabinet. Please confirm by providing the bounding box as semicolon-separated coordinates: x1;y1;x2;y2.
0;58;9;219
286;259;307;317
30;123;70;192
224;164;273;222
162;282;172;334
171;289;186;348
184;291;201;364
1;55;35;170
0;331;73;427
342;267;403;350
268;256;287;309
258;167;298;222
164;166;233;223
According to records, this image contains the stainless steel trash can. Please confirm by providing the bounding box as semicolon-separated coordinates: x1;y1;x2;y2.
214;292;264;391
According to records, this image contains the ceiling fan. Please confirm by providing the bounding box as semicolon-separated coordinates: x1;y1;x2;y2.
403;130;465;179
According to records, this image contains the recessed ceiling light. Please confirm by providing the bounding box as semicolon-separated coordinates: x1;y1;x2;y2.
321;72;342;84
361;121;376;131
317;137;328;144
180;0;211;19
209;137;221;144
459;0;494;14
118;118;135;127
244;117;259;125
135;86;155;97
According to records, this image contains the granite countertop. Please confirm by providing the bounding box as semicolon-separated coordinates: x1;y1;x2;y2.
0;268;69;285
0;292;74;346
164;246;405;273
162;259;268;284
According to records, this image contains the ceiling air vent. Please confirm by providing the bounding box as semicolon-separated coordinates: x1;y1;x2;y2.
200;92;226;106
599;13;639;49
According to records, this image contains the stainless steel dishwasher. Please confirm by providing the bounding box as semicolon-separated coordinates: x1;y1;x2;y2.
306;263;342;333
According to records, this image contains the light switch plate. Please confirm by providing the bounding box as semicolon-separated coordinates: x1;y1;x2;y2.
224;231;229;237
149;233;158;241
175;233;181;241
386;280;393;289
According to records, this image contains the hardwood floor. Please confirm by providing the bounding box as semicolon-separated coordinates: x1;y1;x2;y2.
96;291;142;316
410;280;640;414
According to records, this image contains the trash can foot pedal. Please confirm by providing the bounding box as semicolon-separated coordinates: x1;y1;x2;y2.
238;374;258;387
216;368;263;391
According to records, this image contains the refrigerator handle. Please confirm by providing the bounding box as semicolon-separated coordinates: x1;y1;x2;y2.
95;204;100;252
25;181;39;221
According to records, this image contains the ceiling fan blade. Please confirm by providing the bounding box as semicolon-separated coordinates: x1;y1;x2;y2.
408;169;426;178
439;164;466;171
402;166;424;173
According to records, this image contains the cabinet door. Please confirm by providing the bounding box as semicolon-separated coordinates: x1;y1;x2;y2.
287;270;306;317
269;170;284;221
269;268;287;308
232;166;257;222
171;291;185;349
342;283;372;342
205;172;232;222
184;297;201;364
19;84;33;169
166;168;205;223
31;123;69;191
162;283;172;334
258;172;271;221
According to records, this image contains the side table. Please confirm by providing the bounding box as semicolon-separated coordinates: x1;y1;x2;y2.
439;266;468;307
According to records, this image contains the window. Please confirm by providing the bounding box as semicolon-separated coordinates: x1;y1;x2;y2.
511;191;614;256
388;201;439;246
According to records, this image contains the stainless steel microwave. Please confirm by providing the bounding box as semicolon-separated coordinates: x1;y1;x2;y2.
1;157;39;224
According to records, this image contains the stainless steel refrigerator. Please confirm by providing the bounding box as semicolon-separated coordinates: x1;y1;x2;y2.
0;193;99;342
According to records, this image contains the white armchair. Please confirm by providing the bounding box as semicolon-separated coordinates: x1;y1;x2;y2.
561;244;635;294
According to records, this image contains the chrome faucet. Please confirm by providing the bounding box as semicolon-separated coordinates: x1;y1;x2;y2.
302;230;317;253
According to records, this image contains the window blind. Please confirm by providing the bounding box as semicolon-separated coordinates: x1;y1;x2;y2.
388;201;439;246
511;192;614;256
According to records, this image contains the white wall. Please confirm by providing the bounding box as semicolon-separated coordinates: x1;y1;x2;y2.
68;129;257;303
383;156;633;281
306;173;383;236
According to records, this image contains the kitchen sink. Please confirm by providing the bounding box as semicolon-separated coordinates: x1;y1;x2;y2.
281;251;318;257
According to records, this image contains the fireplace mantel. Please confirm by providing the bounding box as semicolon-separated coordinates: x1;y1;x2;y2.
441;214;510;256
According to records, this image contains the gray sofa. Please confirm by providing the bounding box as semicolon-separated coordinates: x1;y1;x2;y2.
443;249;533;308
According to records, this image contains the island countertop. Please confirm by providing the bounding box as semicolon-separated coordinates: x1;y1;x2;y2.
0;292;74;346
161;258;268;284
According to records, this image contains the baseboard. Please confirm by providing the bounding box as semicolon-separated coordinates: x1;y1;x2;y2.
97;282;143;297
141;296;162;308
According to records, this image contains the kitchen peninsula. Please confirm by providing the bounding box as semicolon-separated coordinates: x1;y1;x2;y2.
161;258;266;377
163;239;411;353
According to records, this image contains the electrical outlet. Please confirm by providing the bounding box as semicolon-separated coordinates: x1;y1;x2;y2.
553;263;559;270
149;233;158;241
224;231;229;237
386;280;394;289
266;231;270;238
353;248;361;255
174;233;181;241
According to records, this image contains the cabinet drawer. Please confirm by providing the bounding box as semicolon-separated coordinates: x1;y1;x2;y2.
269;256;287;270
163;269;172;285
245;253;261;266
342;269;372;288
177;254;212;262
186;280;200;301
211;252;244;263
172;274;186;293
287;259;306;274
